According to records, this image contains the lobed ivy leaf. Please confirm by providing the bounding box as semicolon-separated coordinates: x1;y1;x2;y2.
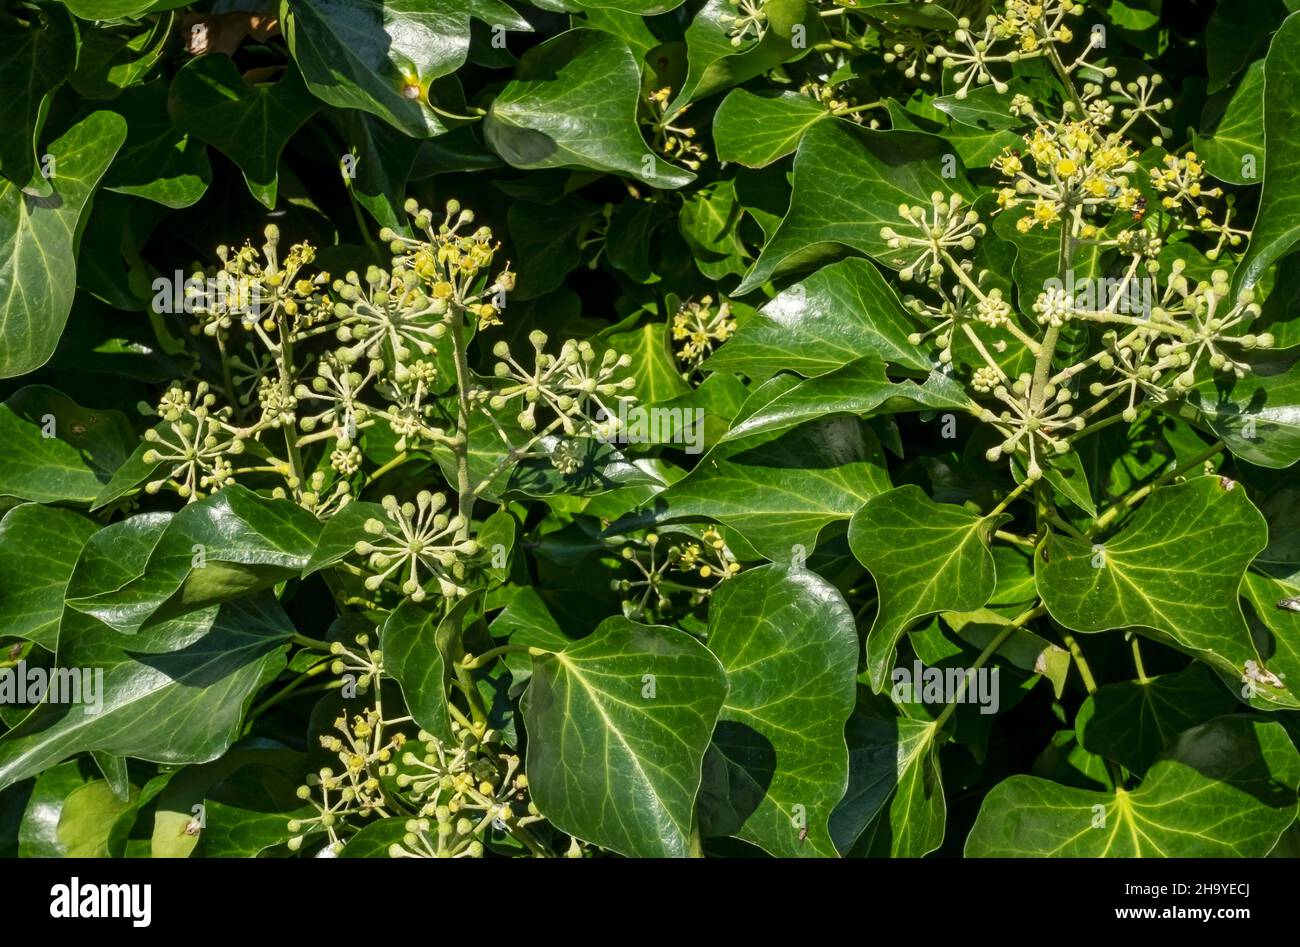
0;515;293;792
0;110;127;378
520;616;728;858
1036;476;1274;689
167;54;317;209
484;29;694;188
698;565;858;857
966;716;1300;856
664;410;892;561
0;504;99;650
1075;663;1237;776
735;121;968;294
849;485;1004;692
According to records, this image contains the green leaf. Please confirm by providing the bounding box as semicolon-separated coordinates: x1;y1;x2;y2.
712;89;830;168
1236;11;1300;290
596;319;692;405
281;0;527;138
1076;663;1237;775
1195;59;1265;185
721;356;972;442
17;758;99;857
484;29;694;188
520;616;728;857
0;110;127;378
382;594;482;743
200;762;315;858
674;0;824;109
57;780;139;857
831;707;944;857
167;55;317;209
664;412;892;561
0;386;137;504
0;504;99;649
101;79;212;209
1190;360;1300;468
1037;476;1275;689
966;716;1300;856
849;485;1003;691
0;516;292;792
0;3;75;191
1242;571;1300;704
734;120;968;294
707;258;932;378
698;565;858;857
68;485;322;635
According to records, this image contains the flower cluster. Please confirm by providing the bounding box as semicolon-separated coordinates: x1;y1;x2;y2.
352;492;480;601
672;296;737;374
612;527;742;620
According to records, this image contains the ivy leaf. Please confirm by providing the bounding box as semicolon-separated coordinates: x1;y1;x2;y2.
382;594;483;743
674;0;825;109
966;716;1300;856
664;412;892;561
281;0;527;138
707;258;932;379
0;504;99;649
101;79;212;209
713;89;831;168
0;516;293;792
735;121;968;294
0;3;75;192
520;616;728;858
1242;571;1300;703
168;55;317;209
721;356;972;442
698;565;858;857
596;318;692;405
849;485;1003;692
1236;11;1300;291
0;386;137;504
484;29;694;188
0;110;127;378
17;759;100;857
67;485;323;634
831;707;945;858
1036;476;1271;684
1195;59;1264;185
1075;663;1238;776
200;762;316;857
1189;360;1300;468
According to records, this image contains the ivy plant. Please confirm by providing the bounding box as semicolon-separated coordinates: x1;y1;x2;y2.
0;0;1298;860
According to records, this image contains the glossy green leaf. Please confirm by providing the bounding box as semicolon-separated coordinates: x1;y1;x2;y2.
665;412;892;560
282;0;528;138
1037;477;1275;689
520;616;728;857
735;120;968;293
1237;11;1300;290
0;110;127;378
0;516;292;792
0;3;74;192
102;79;212;208
1195;59;1265;185
1190;361;1300;468
168;55;317;209
966;716;1300;856
0;386;136;504
0;504;99;649
712;89;830;168
698;565;858;857
849;485;1003;691
484;29;694;188
1076;663;1237;775
707;258;932;378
